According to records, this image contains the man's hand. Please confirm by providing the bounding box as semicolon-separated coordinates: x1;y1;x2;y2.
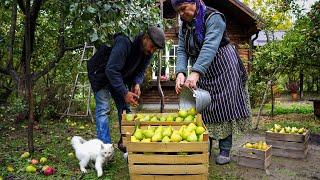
124;92;139;106
184;72;200;89
175;73;186;94
131;84;141;98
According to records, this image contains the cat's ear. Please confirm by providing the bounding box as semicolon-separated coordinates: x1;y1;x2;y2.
101;144;104;150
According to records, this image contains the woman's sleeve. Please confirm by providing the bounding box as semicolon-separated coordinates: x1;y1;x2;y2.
175;27;188;76
191;14;226;76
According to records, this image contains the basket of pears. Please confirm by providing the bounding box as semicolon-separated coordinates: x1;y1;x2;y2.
238;141;272;169
126;122;209;178
266;124;310;159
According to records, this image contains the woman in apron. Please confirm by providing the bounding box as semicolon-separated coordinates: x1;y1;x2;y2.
171;0;251;165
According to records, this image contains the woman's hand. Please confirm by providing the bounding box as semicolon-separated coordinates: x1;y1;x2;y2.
184;72;200;89
175;73;186;94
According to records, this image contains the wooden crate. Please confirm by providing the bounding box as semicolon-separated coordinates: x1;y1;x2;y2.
126;124;209;180
237;143;272;170
121;113;203;146
266;130;310;159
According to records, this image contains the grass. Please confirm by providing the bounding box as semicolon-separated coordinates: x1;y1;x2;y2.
0;111;129;180
0;102;319;179
252;102;314;115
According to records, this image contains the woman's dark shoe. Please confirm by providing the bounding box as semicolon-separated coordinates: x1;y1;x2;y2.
215;150;231;165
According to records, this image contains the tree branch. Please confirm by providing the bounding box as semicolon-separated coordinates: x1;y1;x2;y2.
32;1;65;81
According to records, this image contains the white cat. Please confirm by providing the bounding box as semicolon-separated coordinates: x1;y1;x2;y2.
71;136;114;177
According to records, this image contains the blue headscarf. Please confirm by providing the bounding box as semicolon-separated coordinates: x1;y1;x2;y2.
171;0;206;44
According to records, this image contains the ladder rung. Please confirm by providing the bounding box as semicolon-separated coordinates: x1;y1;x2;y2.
71;99;87;102
78;72;88;74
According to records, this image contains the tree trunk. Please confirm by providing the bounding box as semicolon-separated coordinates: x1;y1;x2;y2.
25;0;34;153
299;70;304;99
271;81;274;118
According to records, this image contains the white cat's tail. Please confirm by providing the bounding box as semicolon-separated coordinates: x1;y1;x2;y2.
71;136;86;149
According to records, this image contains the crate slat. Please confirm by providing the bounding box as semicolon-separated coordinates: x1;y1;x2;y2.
128;153;209;164
265;131;310;143
237;155;271;169
238;145;272;160
271;146;309;159
130;174;208;180
127;141;208;153
266;138;309;150
129;164;208;174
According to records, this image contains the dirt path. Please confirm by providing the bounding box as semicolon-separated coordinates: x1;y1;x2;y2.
209;130;320;180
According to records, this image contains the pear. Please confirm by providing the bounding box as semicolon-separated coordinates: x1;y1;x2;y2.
178;109;188;118
21;152;30;158
150;116;158;122
186;123;197;132
291;127;298;133
198;134;203;142
298;128;305;134
142;115;150;122
244;143;253;148
166;115;174;122
175;117;183;122
171;130;182;142
262;142;268;150
7;166;14;172
134;128;144;140
179;125;186;136
131;136;140;142
162;126;173;137
159;116;167;122
187;107;197;116
274;124;282;132
187;131;198;142
279;128;286;134
26;165;37;173
184;115;194;122
285;127;292;133
195;126;206;135
182;129;191;140
162;136;171;143
152;132;162;142
141;138;151;143
125;114;135;121
143;129;155;139
155;126;164;135
40;157;48;163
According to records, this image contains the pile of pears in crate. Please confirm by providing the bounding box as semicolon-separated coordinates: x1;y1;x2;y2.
131;123;206;143
243;141;269;151
267;124;307;134
125;108;197;122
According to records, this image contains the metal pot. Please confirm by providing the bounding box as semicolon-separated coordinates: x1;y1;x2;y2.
179;87;211;113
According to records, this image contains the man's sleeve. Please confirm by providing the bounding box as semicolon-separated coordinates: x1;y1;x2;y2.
133;56;152;85
105;36;131;96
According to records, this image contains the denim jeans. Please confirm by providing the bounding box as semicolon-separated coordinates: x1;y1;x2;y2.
94;86;130;144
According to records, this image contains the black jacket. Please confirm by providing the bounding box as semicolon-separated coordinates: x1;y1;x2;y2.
87;34;152;95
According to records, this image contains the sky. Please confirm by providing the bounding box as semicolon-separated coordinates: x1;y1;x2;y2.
297;0;317;12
